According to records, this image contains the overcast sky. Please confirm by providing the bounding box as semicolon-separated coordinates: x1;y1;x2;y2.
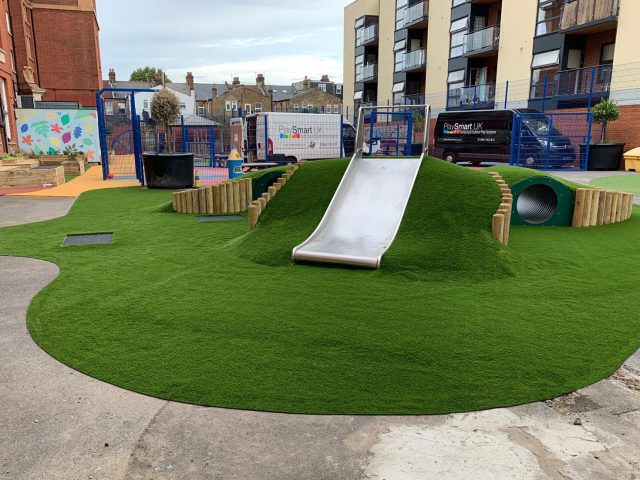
97;0;350;86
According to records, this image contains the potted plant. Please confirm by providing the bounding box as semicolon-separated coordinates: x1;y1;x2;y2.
143;88;194;189
586;99;625;171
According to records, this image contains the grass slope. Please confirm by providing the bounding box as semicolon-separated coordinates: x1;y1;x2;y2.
591;174;640;195
1;159;639;414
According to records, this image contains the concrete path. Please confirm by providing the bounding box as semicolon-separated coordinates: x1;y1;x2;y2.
0;197;74;227
1;191;640;480
553;170;640;204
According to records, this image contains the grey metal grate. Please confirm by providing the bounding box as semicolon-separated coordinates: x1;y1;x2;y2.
62;233;114;247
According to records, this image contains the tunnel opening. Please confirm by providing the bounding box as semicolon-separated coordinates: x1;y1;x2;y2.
516;184;559;225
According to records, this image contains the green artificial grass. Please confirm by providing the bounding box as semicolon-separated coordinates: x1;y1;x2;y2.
591;174;640;195
1;158;639;414
485;165;588;192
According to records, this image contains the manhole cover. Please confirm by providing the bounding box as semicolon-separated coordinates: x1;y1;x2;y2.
197;216;244;222
63;233;114;247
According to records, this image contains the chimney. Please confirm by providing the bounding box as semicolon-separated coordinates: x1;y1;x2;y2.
256;73;265;86
211;86;218;99
321;74;330;83
108;68;116;84
303;76;311;90
186;72;194;90
232;76;241;88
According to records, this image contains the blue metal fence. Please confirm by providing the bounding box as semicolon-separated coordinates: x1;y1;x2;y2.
511;112;593;170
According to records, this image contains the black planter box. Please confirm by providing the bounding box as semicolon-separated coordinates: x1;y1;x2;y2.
582;143;626;171
143;153;194;189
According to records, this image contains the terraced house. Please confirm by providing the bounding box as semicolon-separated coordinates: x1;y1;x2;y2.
344;0;640;146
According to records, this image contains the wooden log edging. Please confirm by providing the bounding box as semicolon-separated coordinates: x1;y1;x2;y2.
249;162;303;230
571;188;634;227
488;172;513;246
171;162;305;225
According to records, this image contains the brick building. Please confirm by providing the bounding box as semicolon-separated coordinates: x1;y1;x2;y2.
208;76;272;117
274;86;343;114
0;0;18;153
9;0;102;107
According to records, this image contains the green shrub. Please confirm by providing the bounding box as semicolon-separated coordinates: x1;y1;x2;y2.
592;99;620;143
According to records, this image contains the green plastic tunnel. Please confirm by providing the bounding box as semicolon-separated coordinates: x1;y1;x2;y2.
510;177;575;227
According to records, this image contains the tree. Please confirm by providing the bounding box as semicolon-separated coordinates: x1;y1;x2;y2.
592;99;620;143
151;89;180;128
130;66;171;83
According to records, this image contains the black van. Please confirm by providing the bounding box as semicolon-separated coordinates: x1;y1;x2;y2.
433;109;576;166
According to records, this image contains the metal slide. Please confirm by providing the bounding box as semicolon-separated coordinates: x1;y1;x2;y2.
292;105;430;269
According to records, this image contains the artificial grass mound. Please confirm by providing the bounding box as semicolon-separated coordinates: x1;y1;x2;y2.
238;158;515;282
1;165;639;414
485;165;587;192
591;174;640;195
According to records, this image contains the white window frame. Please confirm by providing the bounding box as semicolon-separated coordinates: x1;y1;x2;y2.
294;104;300;111
105;102;114;115
354;91;363;101
393;82;405;93
336;84;342;95
333;105;340;114
117;102;126;115
532;49;560;68
244;103;252;114
6;12;12;35
197;105;205;116
143;99;149;110
225;100;232;112
232;101;238;111
319;84;327;92
255;102;263;113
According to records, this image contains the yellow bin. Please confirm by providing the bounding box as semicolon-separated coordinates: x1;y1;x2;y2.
624;147;640;172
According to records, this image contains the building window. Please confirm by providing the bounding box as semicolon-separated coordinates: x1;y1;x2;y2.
105;102;114;115
394;40;406;73
293;104;300;111
601;43;615;64
117;102;126;115
319;84;327;92
448;70;466;102
334;105;340;114
225;101;232;111
355;54;365;82
5;12;12;35
245;103;252;114
232;101;238;111
450;17;468;58
143;100;149;110
197;105;205;115
336;84;342;95
396;0;408;30
452;0;466;6
354;91;363;101
255;102;263;113
179;103;186;109
536;0;562;36
530;49;560;98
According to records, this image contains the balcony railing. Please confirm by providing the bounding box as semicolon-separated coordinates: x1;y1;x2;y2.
394;93;426;105
356;24;378;46
448;83;496;109
560;0;620;30
530;64;613;99
464;25;499;55
356;64;377;82
404;49;426;71
405;1;428;25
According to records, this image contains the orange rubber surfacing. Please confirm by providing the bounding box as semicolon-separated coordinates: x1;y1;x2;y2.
10;166;140;198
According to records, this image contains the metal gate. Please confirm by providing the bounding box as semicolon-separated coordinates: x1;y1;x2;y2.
96;87;155;181
364;110;415;157
511;111;593;170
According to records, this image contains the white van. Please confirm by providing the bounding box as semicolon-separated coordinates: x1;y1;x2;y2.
233;113;355;164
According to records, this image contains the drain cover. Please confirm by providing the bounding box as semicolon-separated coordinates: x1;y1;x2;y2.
63;233;113;246
197;216;244;222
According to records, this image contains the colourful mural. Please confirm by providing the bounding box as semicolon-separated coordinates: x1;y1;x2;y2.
16;109;101;161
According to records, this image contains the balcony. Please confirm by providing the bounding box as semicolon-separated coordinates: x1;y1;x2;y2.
448;83;496;110
560;0;619;34
394;93;426;106
404;1;429;28
530;64;612;106
464;25;499;57
404;49;426;72
356;24;378;47
356;64;378;83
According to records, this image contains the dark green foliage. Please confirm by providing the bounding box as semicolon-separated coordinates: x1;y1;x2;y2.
1;159;639;414
130;66;171;83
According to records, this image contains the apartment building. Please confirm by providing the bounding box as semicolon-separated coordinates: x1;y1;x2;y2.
344;0;640;121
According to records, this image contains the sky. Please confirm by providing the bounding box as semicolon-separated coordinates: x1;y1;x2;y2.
97;0;351;86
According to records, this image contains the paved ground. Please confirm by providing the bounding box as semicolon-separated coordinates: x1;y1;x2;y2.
0;197;74;228
1;190;640;480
